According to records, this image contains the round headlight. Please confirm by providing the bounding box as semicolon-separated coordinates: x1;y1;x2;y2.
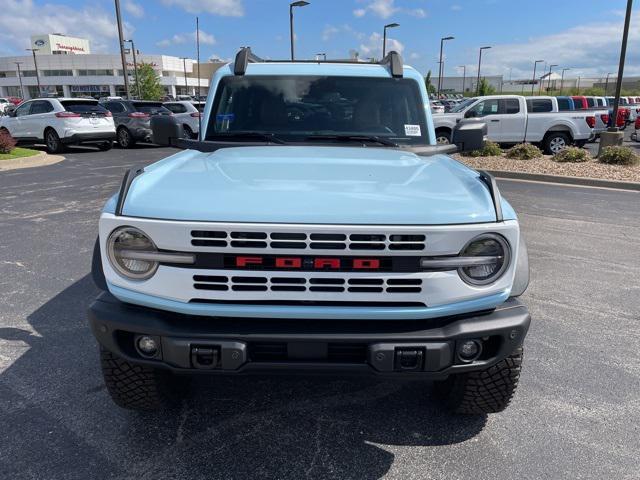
106;226;158;280
458;234;510;286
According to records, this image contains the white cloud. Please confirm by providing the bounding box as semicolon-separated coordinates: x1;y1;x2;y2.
160;0;244;16
208;53;230;62
358;31;404;59
451;5;462;11
157;29;216;48
322;24;365;42
479;13;640;78
409;52;420;60
0;0;132;55
322;25;340;41
353;0;426;19
123;0;144;18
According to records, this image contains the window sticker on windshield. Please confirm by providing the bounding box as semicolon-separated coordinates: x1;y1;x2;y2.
216;113;235;122
404;124;421;136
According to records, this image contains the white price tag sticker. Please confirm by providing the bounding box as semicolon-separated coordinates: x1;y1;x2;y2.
404;124;421;136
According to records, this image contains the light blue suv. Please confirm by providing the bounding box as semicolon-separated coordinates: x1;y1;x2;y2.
90;49;530;414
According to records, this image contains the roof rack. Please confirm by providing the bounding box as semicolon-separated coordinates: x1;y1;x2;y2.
232;48;404;78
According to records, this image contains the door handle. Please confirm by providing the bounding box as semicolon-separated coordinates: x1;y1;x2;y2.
490;119;500;122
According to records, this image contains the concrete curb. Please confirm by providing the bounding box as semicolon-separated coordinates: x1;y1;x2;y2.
0;152;65;172
487;169;640;192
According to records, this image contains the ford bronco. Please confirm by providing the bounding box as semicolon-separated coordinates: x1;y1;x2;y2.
89;49;530;414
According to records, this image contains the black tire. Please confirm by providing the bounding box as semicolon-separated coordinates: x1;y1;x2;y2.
183;125;194;139
100;346;187;411
435;128;451;145
98;141;113;151
542;132;570;155
435;347;523;414
117;127;136;149
44;128;64;154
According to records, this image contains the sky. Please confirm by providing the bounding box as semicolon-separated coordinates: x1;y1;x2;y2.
2;0;640;80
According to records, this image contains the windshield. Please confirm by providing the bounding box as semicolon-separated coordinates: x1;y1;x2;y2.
450;97;476;113
133;102;171;115
206;75;428;145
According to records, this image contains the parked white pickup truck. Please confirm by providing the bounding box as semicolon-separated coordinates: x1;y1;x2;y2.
433;95;606;154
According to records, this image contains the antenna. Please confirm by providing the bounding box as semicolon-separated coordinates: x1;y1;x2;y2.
196;16;202;141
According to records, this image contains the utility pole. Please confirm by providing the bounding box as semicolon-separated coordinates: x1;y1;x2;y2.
114;0;130;99
604;72;611;96
560;68;570;95
180;57;189;95
14;62;24;99
476;46;491;95
25;49;41;98
289;1;310;61
458;65;466;95
547;64;557;92
532;60;544;95
383;23;400;58
437;36;454;95
125;40;140;98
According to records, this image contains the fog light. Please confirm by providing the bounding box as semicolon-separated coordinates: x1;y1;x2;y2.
458;340;481;362
137;336;158;356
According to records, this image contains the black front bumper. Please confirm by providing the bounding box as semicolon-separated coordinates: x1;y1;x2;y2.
88;293;530;379
62;132;116;144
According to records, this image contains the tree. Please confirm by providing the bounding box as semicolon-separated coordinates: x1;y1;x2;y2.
131;63;164;100
424;70;436;95
477;77;495;96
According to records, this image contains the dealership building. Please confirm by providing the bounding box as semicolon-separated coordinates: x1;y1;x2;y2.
0;34;223;100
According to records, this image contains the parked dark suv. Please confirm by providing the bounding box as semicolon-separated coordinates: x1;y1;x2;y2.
102;100;172;148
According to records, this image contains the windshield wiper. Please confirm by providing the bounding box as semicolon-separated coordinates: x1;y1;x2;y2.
209;131;287;144
306;134;399;147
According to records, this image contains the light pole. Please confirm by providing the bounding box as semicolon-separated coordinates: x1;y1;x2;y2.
289;1;310;61
125;40;140;98
437;36;454;96
458;65;466;95
114;0;130;99
476;46;491;95
560;68;570;94
14;62;24;99
547;64;557;92
531;60;544;95
609;0;633;134
604;72;612;96
25;48;41;98
180;57;189;96
382;23;400;58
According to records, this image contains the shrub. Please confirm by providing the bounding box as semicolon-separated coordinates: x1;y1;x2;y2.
553;147;590;163
506;142;543;160
0;129;17;154
463;140;502;158
598;146;640;166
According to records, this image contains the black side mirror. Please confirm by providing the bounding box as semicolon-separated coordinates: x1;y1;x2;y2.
453;119;487;153
151;115;183;147
6;108;16;117
464;110;477;118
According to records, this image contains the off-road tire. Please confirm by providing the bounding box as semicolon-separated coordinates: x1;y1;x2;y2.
436;347;523;414
117;127;136;149
100;346;187;411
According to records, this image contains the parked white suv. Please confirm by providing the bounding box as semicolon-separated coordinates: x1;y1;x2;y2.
0;98;116;153
163;101;203;139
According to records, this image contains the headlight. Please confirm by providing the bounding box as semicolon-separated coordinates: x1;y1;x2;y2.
458;233;511;286
107;226;159;280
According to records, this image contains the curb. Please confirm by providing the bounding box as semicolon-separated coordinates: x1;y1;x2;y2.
487;169;640;192
0;152;65;172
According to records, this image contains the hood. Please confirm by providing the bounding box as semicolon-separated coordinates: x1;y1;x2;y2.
122;146;497;225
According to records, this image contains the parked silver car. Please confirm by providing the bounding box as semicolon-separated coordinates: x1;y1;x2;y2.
162;101;204;139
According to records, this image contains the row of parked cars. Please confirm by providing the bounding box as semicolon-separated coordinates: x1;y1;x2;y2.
0;97;204;153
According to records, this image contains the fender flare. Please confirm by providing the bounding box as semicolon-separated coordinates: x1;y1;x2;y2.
510;235;530;297
91;236;107;291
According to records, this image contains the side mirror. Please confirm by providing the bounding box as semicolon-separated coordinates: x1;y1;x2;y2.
453;119;487;153
151;115;183;147
464;110;477;118
6;108;16;117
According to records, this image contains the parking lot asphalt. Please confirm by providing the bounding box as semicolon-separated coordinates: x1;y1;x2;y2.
584;125;638;156
1;145;639;480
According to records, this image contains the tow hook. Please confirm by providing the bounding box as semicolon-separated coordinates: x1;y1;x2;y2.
394;347;425;371
191;346;220;369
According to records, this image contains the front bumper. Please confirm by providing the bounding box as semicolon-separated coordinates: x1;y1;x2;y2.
89;293;530;379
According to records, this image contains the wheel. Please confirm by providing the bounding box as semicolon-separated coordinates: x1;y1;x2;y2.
117;127;136;148
98;141;113;151
183;125;194;139
543;132;570;155
100;346;188;411
44;128;64;154
435;347;523;414
435;129;451;145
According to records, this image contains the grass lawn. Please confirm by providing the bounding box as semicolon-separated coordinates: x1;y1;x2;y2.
0;147;41;160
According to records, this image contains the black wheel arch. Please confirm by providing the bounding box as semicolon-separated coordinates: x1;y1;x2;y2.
92;236;108;291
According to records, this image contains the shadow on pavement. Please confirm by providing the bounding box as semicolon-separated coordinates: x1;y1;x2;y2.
0;276;487;479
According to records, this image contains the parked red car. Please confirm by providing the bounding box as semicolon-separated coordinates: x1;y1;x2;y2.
7;97;23;106
571;96;588;109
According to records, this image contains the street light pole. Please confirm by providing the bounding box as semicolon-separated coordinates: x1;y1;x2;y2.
604;73;611;96
14;62;24;99
289;1;310;61
125;40;140;98
547;64;557;92
560;68;570;94
476;46;491;95
610;0;633;133
382;23;400;58
114;0;130;99
437;36;454;96
180;57;189;96
25;49;41;98
532;60;544;95
458;65;466;95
